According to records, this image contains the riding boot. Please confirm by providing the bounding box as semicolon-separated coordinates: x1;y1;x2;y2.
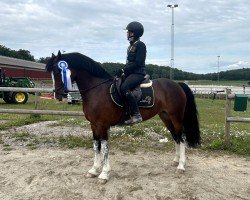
124;91;142;125
117;102;130;125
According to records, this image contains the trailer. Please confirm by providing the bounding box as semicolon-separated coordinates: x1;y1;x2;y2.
67;83;82;104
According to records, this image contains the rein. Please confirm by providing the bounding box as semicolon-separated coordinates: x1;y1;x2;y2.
77;78;113;94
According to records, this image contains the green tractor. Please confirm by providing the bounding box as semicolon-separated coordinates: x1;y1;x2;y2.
0;68;35;104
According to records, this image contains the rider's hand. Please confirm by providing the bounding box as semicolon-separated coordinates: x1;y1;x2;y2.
115;69;124;77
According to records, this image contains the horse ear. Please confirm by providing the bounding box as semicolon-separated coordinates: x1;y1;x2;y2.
52;53;55;58
58;50;62;58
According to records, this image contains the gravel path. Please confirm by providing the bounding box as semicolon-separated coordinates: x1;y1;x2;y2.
0;121;249;200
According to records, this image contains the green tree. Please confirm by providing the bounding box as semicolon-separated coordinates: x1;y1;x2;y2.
16;49;35;61
0;45;35;61
37;57;51;64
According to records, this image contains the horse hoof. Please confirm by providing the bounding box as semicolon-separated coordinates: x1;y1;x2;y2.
173;161;179;166
98;179;108;184
86;173;97;178
176;168;185;174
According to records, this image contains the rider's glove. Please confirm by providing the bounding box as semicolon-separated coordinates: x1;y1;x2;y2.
115;69;124;77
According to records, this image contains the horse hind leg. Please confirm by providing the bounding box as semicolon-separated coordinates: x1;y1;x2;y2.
173;142;180;165
159;111;186;172
171;123;186;172
177;142;186;172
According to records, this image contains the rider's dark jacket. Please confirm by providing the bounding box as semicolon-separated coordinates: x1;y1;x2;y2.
124;40;146;76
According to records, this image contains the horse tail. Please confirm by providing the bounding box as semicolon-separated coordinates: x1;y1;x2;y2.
178;82;201;147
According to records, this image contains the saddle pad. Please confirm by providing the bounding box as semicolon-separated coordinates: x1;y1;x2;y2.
110;84;155;108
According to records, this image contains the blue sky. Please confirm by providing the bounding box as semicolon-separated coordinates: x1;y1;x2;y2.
0;0;249;74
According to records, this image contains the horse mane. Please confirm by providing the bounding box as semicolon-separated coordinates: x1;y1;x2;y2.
61;53;112;79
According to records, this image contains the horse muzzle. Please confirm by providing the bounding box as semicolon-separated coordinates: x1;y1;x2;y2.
54;85;67;101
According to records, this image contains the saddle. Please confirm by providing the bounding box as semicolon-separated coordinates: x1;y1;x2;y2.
110;74;155;108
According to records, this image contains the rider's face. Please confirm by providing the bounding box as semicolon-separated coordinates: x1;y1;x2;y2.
127;31;134;38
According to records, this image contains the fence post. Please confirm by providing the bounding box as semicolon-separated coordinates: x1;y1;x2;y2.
35;92;38;109
224;88;231;144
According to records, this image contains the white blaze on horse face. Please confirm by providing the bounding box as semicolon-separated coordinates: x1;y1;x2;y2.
51;72;56;99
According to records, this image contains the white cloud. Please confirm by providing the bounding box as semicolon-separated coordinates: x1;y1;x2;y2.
227;61;250;69
0;0;249;73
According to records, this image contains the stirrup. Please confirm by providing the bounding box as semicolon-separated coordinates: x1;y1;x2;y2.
124;115;142;125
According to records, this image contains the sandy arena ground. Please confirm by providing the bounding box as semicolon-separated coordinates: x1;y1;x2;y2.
0;122;249;200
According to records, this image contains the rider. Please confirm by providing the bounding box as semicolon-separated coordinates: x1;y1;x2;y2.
116;21;147;125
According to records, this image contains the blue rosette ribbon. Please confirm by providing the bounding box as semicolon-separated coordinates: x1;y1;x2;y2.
57;61;73;92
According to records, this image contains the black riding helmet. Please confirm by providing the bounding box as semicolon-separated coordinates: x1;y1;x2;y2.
126;21;144;38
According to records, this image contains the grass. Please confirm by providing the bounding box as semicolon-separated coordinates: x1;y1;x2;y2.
0;133;3;144
49;117;89;128
208;135;250;155
3;129;92;150
14;132;31;141
0;94;82;112
196;98;250;155
0;95;249;156
58;136;92;149
0;113;48;131
2;144;13;151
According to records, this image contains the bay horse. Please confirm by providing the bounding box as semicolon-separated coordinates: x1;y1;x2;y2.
46;51;200;184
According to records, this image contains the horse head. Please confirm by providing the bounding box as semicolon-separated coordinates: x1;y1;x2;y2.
45;51;74;101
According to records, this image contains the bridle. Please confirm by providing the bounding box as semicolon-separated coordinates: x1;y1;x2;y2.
52;58;113;96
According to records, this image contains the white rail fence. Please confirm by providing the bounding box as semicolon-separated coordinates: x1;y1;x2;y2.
189;85;250;95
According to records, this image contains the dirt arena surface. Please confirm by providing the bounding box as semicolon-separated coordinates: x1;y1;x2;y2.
0;122;249;200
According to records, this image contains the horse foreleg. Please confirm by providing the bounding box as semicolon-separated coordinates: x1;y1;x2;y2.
173;142;180;165
176;142;186;172
87;140;102;177
98;140;111;182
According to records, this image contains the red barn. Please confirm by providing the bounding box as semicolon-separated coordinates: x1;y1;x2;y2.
0;55;50;79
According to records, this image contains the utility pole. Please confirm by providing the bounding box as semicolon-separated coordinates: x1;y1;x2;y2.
167;4;178;80
217;55;220;84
